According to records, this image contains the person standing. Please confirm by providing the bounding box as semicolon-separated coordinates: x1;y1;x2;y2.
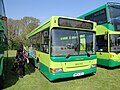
13;43;25;77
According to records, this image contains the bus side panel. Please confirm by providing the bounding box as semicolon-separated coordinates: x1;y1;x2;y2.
109;59;120;67
40;62;50;79
97;52;120;67
96;52;110;65
97;58;120;67
29;50;51;79
39;52;50;80
97;58;109;66
109;53;120;67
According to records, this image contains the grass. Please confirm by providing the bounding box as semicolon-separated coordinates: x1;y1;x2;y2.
3;50;120;90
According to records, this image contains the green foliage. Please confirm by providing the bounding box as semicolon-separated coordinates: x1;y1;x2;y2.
7;17;40;49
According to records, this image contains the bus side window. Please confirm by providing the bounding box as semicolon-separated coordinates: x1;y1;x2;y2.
41;28;49;54
41;44;48;53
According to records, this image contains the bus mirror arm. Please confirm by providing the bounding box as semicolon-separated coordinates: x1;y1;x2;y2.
87;52;90;57
66;54;71;58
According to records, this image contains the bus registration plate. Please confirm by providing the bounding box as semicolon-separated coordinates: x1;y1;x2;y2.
73;72;84;77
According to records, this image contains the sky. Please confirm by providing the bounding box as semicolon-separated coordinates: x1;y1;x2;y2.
4;0;120;23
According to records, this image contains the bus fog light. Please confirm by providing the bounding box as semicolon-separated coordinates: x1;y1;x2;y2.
91;64;97;68
50;68;63;73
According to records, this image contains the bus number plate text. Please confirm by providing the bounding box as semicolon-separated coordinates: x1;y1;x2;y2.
73;72;84;77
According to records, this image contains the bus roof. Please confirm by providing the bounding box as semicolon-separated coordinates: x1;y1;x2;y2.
27;16;96;38
78;2;120;19
78;4;106;18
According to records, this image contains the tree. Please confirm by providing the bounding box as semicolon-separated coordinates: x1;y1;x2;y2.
7;16;40;49
7;18;21;49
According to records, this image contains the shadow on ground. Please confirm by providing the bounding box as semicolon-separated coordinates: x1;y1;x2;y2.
3;57;35;89
49;73;95;83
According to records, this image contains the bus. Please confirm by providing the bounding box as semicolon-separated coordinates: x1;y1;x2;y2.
78;2;120;67
0;0;7;88
26;16;97;81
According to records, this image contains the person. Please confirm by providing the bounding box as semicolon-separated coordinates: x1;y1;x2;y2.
23;45;29;63
96;43;99;51
29;44;35;58
12;43;26;77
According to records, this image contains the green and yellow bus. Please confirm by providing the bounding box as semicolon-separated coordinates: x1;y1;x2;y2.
78;2;120;67
27;16;97;81
0;0;7;88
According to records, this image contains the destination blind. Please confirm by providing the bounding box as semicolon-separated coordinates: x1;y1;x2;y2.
58;18;93;29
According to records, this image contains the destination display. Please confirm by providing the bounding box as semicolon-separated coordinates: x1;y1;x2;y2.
58;18;93;29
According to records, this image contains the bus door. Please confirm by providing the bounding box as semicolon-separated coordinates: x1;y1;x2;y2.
110;34;120;62
96;34;109;65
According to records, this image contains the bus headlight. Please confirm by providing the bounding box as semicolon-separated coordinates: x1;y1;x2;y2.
91;64;97;68
50;68;63;73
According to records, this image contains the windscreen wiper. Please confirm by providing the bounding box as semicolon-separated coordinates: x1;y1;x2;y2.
66;54;72;58
85;50;90;57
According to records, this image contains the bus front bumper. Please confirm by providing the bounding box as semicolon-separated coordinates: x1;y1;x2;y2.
49;68;96;81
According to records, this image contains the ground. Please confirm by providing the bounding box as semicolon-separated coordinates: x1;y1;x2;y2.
3;50;120;90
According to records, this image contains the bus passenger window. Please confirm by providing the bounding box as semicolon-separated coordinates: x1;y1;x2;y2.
41;44;48;53
85;9;107;25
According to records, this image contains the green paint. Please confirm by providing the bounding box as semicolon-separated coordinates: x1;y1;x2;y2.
49;67;96;81
40;62;50;79
40;62;96;81
50;54;97;62
97;58;120;67
0;56;4;76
